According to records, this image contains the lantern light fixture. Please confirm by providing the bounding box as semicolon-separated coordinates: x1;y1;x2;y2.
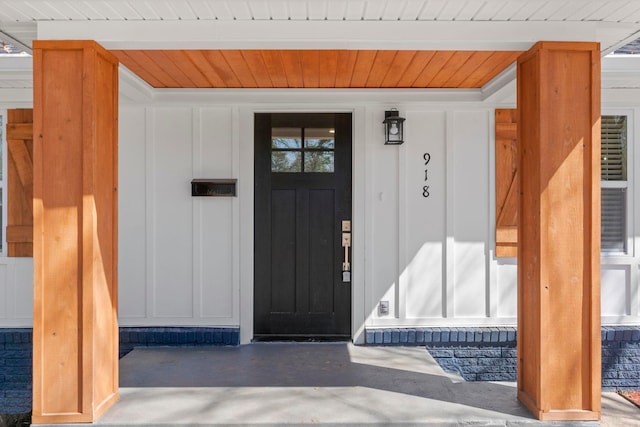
383;109;405;145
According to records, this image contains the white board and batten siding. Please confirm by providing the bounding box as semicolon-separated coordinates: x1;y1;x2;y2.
1;96;639;339
116;100;529;343
118;106;239;326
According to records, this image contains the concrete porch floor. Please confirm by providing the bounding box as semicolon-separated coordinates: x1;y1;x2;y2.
43;343;638;426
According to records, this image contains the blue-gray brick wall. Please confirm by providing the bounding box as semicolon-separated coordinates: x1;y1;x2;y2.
0;329;32;415
0;327;239;415
602;326;640;389
425;330;517;382
366;326;640;387
119;327;240;357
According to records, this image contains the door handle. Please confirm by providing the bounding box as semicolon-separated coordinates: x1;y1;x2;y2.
342;220;351;282
342;233;351;271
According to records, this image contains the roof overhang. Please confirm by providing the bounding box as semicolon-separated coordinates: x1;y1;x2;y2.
30;19;621;92
3;1;640;99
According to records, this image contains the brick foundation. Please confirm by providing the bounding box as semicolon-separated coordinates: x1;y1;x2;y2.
119;327;240;357
602;326;640;389
0;330;32;415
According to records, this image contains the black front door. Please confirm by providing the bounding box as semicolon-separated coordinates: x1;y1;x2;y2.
254;113;352;340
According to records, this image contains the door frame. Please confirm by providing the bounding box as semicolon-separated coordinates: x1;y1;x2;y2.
238;107;366;345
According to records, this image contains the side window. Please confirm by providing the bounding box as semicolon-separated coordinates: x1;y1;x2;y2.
601;115;628;254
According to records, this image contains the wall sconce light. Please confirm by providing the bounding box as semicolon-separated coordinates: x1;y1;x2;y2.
383;109;405;145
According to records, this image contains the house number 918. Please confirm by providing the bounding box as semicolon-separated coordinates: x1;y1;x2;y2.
423;152;431;198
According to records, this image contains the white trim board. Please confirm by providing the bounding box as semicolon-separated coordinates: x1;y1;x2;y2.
36;20;600;51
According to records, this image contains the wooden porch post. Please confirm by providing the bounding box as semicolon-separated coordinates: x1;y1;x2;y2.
32;41;119;424
517;42;601;421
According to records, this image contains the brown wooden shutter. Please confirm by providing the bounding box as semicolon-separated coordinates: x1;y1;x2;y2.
6;109;33;257
495;109;518;257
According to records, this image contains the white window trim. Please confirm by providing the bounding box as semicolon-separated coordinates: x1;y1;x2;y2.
601;109;634;258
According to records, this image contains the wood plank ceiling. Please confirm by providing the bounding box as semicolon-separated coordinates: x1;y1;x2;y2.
112;49;521;89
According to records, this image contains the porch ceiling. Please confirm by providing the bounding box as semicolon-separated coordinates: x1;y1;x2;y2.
111;49;521;89
4;1;640;91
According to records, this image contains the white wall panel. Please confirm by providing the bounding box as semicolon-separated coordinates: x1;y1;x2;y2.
0;264;7;318
196;108;234;319
635;265;640;318
117;106;238;325
199;199;234;318
497;262;517;318
12;260;33;320
369;108;399;319
152;108;194;317
602;266;629;316
453;242;487;317
402;111;446;319
238;107;254;343
118;106;147;319
452;111;489;317
0;259;33;326
198;108;233;176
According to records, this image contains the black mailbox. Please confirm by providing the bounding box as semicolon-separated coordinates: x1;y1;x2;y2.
191;179;237;197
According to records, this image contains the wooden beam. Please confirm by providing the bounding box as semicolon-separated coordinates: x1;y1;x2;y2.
32;40;119;424
516;41;601;421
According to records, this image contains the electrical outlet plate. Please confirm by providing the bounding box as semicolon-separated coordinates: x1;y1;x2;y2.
379;300;390;316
